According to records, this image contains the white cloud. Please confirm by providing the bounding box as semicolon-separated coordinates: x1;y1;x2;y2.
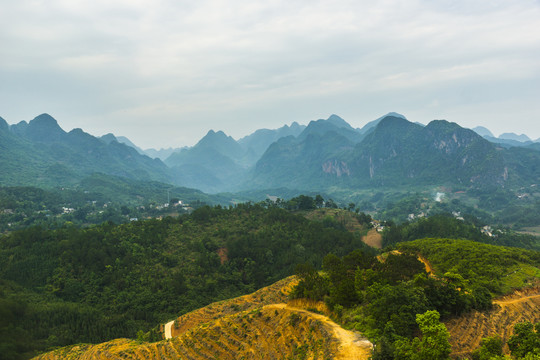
1;0;539;147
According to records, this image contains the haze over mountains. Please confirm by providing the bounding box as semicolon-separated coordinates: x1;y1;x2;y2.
1;113;539;194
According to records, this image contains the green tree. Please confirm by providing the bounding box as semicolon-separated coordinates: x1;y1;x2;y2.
472;336;503;360
508;322;540;359
394;310;451;360
315;194;324;208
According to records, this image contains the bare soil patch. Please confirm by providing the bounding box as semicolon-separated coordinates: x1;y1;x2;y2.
362;228;382;249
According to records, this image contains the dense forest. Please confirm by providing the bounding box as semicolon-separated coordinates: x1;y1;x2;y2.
0;202;371;359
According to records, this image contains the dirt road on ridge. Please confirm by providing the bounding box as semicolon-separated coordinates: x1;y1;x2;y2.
266;303;372;360
493;293;540;307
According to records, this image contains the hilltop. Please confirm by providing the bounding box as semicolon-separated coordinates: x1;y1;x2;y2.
34;276;373;360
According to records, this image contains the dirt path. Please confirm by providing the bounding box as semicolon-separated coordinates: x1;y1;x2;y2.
164;320;174;339
266;304;373;360
493;293;540;307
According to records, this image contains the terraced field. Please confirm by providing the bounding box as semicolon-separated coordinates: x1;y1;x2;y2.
446;286;540;358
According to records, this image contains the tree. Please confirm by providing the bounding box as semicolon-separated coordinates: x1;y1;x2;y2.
508;322;540;359
471;336;503;360
315;194;324;208
325;199;338;209
394;310;451;360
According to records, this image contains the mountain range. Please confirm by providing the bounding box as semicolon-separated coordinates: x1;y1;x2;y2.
0;114;171;187
1;113;539;195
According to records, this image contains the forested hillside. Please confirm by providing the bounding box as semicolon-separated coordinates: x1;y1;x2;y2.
0;203;370;359
292;238;540;359
0;174;236;232
0;114;172;187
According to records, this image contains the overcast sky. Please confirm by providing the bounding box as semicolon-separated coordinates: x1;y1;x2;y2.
1;0;539;148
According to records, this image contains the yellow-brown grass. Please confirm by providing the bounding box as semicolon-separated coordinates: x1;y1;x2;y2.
169;276;298;337
361;229;382;249
35;306;339;360
447;287;540;358
33;275;375;360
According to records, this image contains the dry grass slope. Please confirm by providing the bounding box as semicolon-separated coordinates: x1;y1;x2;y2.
167;276;298;337
35;307;338;360
33;276;372;360
446;287;540;358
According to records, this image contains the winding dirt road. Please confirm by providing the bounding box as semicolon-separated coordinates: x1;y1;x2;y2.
493;293;540;307
266;303;373;360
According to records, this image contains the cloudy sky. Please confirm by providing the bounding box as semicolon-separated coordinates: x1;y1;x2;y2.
1;0;539;148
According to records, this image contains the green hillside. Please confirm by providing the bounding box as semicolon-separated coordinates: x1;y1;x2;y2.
0;203;369;359
0;114;172;188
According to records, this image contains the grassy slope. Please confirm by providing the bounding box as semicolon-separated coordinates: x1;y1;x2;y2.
33;276;373;360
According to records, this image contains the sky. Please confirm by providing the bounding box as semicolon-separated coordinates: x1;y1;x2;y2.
1;0;539;149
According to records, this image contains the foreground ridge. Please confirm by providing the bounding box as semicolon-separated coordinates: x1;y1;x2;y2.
34;276;373;360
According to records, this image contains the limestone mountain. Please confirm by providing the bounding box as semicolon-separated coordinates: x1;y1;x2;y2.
298;114;364;143
250;115;540;191
499;132;532;142
250;114;372;190
101;133;184;160
0;114;172;187
0;116;10;132
165;123;310;192
357;111;407;134
237;121;306;163
143;147;184;161
472;126;495;138
165;130;248;192
349;117;508;186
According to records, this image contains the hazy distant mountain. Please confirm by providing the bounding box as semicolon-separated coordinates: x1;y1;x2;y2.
499;133;532;142
0;114;172;187
249;115;540;191
3;112;539;195
101;133;184;160
165;130;247;192
358;112;407;134
100;133;146;155
298;114;364;144
0;116;8;132
143;147;184;161
165;121;312;192
251;115;360;189
472;126;495;138
483;136;533;148
238;122;306;163
100;133;118;144
117;136;145;154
